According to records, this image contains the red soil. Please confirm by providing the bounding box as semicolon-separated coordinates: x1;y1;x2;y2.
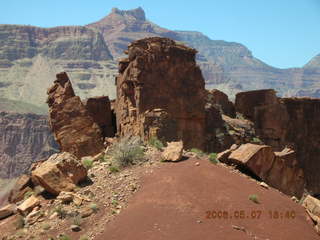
95;158;318;240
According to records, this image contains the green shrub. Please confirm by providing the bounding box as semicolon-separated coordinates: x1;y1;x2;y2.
82;158;94;169
252;137;262;144
109;166;119;173
148;136;164;150
248;194;260;204
73;215;82;226
108;136;145;168
89;203;99;213
55;205;68;219
58;235;71;240
42;223;51;230
24;191;34;199
190;148;205;157
209;153;219;164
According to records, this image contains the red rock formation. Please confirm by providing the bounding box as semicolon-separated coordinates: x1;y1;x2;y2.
235;89;320;194
206;89;236;118
115;37;206;150
83;96;115;138
235;89;278;120
47;72;104;158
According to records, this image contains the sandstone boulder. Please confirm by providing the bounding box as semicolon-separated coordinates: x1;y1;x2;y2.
162;141;183;162
32;152;87;195
47;72;104;158
17;195;40;216
228;143;275;179
0;204;16;220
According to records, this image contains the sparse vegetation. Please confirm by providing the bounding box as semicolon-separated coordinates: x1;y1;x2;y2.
73;215;82;226
79;236;89;240
58;234;71;240
89;203;99;213
109;166;119;173
190;148;205;157
252;137;262;144
108;136;145;168
42;223;51;230
248;194;260;204
55;205;68;219
209;153;219;164
148;136;164;150
24;191;34;199
82;158;94;169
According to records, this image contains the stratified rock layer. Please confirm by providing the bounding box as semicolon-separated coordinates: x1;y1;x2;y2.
47;72;104;158
0;112;58;178
115;37;206;149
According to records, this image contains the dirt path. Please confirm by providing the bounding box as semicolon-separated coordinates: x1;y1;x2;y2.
95;158;318;240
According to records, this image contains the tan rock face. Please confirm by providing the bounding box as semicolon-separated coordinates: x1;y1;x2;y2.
31;152;87;195
235;89;320;194
47;72;104;158
303;195;320;223
17;195;40;215
115;37;206;150
162;141;183;162
83;96;115;138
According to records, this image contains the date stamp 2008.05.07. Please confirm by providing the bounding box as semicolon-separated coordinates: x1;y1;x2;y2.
205;210;296;220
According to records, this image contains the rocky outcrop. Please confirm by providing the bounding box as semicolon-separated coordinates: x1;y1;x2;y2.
47;72;104;158
115;37;206;150
235;90;320;194
0;112;58;178
32;152;87;195
206;89;235;117
83;96;115;138
227;143;305;197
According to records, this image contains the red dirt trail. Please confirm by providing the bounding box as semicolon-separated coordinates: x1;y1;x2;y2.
95;158;318;240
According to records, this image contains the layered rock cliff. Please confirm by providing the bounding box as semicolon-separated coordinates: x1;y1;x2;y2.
0;112;58;179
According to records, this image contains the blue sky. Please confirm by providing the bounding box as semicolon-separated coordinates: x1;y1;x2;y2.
0;0;319;69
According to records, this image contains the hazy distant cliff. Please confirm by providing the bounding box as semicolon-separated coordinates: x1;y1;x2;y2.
0;112;58;178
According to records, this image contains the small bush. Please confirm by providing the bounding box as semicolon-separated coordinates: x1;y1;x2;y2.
252;137;262;144
209;153;219;164
109;166;119;173
80;236;89;240
55;205;68;219
73;215;82;226
89;203;99;213
148;136;164;150
24;191;34;199
58;235;71;240
108;136;145;168
82;158;94;169
42;223;51;230
190;148;205;157
248;194;260;204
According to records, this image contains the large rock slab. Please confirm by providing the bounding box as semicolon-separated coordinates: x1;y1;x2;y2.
8;174;33;203
17;195;40;216
228;143;275;179
31;152;87;195
206;89;236;118
47;72;104;158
